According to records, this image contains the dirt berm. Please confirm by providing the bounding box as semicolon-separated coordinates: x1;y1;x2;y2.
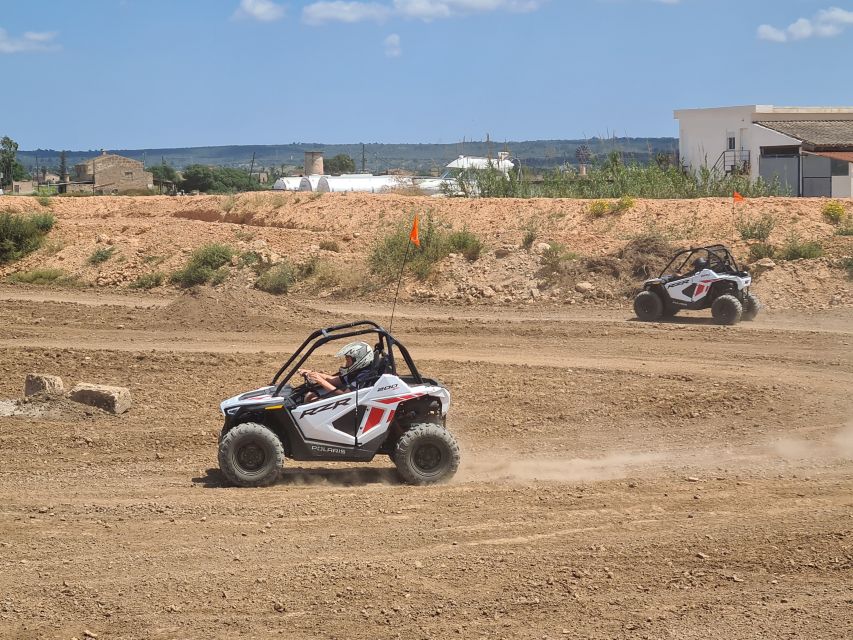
1;193;850;309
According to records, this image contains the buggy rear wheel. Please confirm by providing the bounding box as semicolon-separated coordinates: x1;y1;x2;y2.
218;422;284;487
633;290;663;321
394;423;460;485
711;294;743;325
742;293;761;321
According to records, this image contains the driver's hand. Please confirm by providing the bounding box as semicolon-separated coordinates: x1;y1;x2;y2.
306;372;321;384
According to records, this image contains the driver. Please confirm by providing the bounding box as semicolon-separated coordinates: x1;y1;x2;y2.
298;341;374;403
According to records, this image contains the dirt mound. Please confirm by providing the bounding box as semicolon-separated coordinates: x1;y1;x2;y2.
2;193;851;310
151;287;335;332
0;393;111;420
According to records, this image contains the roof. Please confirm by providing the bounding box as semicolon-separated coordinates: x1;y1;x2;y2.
809;150;853;163
754;120;853;150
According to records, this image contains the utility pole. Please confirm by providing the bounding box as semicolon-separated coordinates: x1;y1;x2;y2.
361;143;366;173
249;151;256;181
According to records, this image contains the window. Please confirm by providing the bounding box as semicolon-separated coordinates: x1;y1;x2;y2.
727;136;736;151
124;171;133;178
831;159;850;177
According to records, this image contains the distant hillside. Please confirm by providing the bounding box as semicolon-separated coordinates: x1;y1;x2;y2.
19;138;677;176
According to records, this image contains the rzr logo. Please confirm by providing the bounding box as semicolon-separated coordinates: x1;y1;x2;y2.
299;397;351;418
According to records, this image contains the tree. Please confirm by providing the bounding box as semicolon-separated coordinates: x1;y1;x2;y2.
1;136;19;187
324;154;356;175
179;164;262;193
149;163;178;183
59;150;67;179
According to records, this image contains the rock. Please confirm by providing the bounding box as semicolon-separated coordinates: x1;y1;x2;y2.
534;242;551;255
575;281;594;294
529;287;541;300
752;258;777;275
69;383;132;415
482;286;496;298
24;374;65;397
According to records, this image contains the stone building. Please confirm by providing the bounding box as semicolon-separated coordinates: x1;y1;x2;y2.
68;151;154;194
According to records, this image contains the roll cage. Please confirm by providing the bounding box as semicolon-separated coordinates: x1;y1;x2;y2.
659;244;741;279
271;320;424;396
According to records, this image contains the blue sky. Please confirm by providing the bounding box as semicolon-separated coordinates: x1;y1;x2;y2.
1;0;851;149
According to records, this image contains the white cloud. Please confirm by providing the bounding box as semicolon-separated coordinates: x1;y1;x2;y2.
302;0;544;25
756;24;786;43
303;1;392;25
233;0;286;22
0;28;60;54
384;32;402;56
757;6;853;43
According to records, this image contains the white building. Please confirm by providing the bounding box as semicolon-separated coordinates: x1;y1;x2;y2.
674;105;853;197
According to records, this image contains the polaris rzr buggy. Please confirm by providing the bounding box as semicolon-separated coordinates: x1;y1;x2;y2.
633;244;760;325
217;320;460;487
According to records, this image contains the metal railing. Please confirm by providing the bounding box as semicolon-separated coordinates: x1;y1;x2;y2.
712;149;751;175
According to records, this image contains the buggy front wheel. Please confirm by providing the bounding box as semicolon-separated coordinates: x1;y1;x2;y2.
633;290;663;321
218;422;284;487
394;424;460;485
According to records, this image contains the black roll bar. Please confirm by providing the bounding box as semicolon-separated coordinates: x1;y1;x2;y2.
271;320;423;396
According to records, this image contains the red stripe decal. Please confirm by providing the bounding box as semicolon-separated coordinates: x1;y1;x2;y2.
362;408;385;434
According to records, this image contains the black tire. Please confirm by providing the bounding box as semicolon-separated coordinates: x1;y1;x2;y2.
393;423;460;485
711;294;743;325
742;293;760;321
662;305;679;318
633;290;663;321
218;422;284;487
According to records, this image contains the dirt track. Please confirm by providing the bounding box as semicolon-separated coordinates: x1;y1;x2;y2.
0;286;851;639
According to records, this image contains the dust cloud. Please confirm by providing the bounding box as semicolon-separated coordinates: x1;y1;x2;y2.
458;451;666;483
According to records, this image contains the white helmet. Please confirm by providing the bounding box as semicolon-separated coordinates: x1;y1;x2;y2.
336;341;373;376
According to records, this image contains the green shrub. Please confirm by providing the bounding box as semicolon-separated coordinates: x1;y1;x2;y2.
130;272;164;289
736;213;776;242
319;240;340;252
448;227;483;261
190;243;234;270
8;268;67;285
836;217;853;236
369;212;457;281
36;195;52;207
209;267;229;286
822;200;846;224
170;263;214;287
749;243;776;261
779;234;824;261
88;246;116;265
540;242;578;275
614;195;635;212
256;262;294;294
0;211;55;264
842;256;853;278
238;250;263;269
521;220;538;250
588;200;610;217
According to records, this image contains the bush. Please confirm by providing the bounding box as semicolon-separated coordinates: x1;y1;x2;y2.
822;200;846;224
8;268;67;285
369;212;466;281
130;272;164;289
836;218;853;236
189;243;234;270
749;243;776;261
540;243;578;275
779;234;824;261
319;240;340;252
36;195;52;207
256;262;294;294
0;211;55;264
843;256;853;278
448;228;483;261
521;220;538;250
737;213;776;242
209;267;229;286
614;195;635;212
170;243;234;287
588;200;610;217
88;246;115;265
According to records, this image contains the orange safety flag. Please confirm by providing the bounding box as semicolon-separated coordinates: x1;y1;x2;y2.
733;191;745;202
409;214;420;246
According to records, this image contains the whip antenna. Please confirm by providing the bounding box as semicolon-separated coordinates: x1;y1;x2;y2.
388;213;420;334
